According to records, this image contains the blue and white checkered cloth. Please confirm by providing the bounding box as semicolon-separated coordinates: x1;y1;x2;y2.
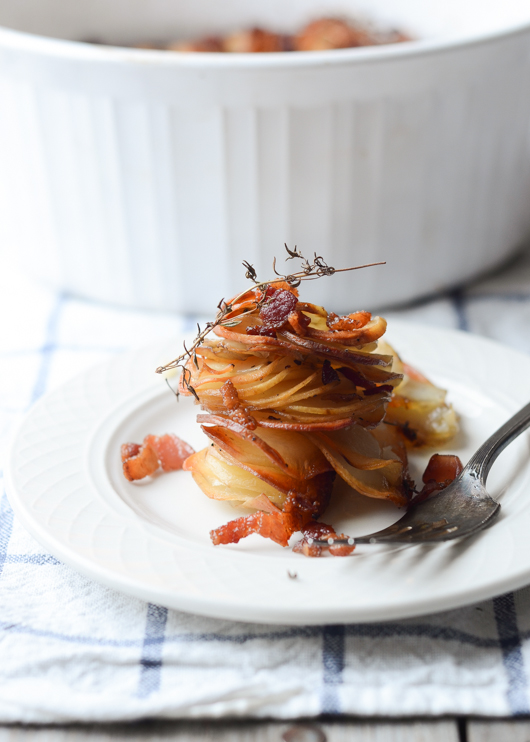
2;251;530;723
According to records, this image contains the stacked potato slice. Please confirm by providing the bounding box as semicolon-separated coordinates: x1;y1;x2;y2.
378;340;459;447
182;284;420;546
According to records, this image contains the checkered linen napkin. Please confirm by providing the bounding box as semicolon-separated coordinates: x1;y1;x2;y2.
2;252;530;723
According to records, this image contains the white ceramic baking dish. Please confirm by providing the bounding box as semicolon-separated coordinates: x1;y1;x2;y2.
1;0;530;313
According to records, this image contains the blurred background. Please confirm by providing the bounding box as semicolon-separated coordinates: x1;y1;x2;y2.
1;0;530;314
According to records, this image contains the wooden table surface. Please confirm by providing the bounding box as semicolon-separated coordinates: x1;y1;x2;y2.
2;719;529;741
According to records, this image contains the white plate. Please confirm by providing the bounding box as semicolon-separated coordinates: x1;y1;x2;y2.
6;321;530;625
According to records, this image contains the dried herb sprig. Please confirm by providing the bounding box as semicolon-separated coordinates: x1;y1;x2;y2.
155;245;385;397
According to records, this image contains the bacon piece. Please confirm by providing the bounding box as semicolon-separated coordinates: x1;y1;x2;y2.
121;443;140;462
292;536;322;557
122;443;159;482
220;290;261;321
327;311;371;331
144;434;195;472
422;453;463;487
287;310;311;336
256;283;299;301
321;359;340;385
221;379;240;411
122;433;195;480
302;521;336;540
220;284;296;325
220;380;257;429
293;521;355;557
259;288;298;332
328;540;356;557
293;521;332;556
412;454;464;503
211;510;292;547
210;471;335;547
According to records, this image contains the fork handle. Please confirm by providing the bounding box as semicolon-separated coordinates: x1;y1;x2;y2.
465;399;530;482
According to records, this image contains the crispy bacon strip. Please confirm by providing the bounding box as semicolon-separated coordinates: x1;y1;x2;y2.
293;521;355;557
122;442;159;482
121;443;141;461
210;471;335;547
255;282;299;302
412;454;464;504
423;453;463;484
144;434;195;472
121;433;195;481
326;311;371;331
260;288;298;328
211;510;292;547
287;310;311;336
220;380;257;429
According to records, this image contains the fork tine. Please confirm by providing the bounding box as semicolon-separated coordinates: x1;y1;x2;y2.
312;505;498;546
310;473;500;547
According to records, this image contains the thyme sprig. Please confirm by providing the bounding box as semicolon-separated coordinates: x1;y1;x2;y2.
155;245;385;398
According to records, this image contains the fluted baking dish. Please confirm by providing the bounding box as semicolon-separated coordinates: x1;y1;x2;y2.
1;0;530;312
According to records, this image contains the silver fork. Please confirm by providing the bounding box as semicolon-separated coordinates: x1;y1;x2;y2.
313;400;530;546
